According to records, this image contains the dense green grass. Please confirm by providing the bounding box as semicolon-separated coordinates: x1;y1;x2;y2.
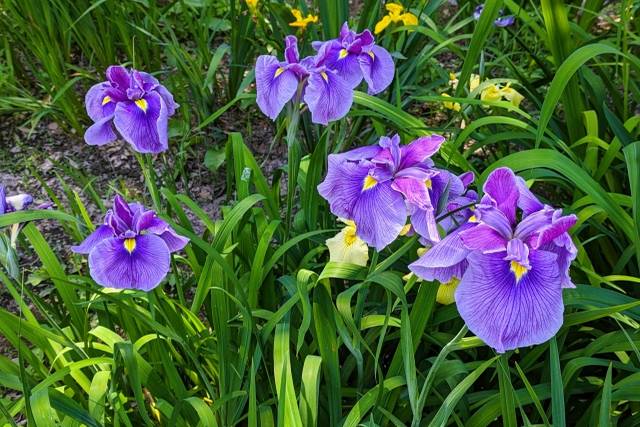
1;0;640;425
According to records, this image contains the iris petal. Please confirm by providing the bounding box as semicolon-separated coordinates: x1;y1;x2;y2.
88;235;171;291
358;45;394;95
455;249;563;353
113;92;168;154
255;55;299;120
303;69;353;125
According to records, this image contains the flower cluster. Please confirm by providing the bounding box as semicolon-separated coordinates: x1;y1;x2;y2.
318;134;476;250
84;65;179;154
255;23;394;125
410;167;577;352
374;3;418;34
72;195;189;291
473;4;515;27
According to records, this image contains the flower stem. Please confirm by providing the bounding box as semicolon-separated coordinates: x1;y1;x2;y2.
411;325;468;426
284;100;301;238
135;153;162;212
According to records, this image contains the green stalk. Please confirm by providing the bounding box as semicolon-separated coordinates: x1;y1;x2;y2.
135;153;162;212
284;98;302;239
411;325;468;427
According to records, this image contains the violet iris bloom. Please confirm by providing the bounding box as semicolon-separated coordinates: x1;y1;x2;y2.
255;27;395;125
318;134;445;250
313;22;395;95
411;167;577;352
473;4;515;27
85;66;179;154
256;35;353;125
410;170;477;243
72;195;189;291
0;185;33;214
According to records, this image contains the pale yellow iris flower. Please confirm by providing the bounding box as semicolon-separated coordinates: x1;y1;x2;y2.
326;219;369;266
245;0;258;14
290;9;319;30
375;3;418;34
441;93;461;112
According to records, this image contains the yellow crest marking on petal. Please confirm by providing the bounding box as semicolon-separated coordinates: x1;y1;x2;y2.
135;98;148;113
468;215;477;223
343;226;358;246
102;95;112;106
124;238;136;254
274;67;285;78
320;71;329;82
367;50;375;60
510;261;528;282
338;48;349;59
362;175;377;190
424;178;432;189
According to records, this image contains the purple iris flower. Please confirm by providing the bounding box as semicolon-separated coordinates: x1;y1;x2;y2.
312;22;395;95
72;195;189;291
255;27;395;125
0;185;33;214
256;35;355;125
410;167;577;352
473;4;515;27
318;134;445;250
84;65;179;154
409;170;477;243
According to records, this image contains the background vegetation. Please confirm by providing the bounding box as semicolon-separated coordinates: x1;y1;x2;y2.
0;0;639;425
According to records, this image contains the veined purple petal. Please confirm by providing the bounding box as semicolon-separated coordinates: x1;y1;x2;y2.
351;180;406;250
358;45;394;95
130;70;159;94
155;84;179;116
460;223;508;252
532;213;577;249
459;171;475;188
409;203;440;243
106;65;131;91
84;115;117;146
333;145;383;162
392;177;431;210
483;167;520;224
113;91;168;154
399;135;445;169
377;134;401;170
541;233;577;288
285;35;300;64
516;176;544;216
113;195;134;227
71;225;114;254
158;229;189;252
304;69;353;125
456;249;563;353
85;83;116;121
474;204;513;238
318;157;372;220
88;235;171;291
409;224;473;282
255;55;299;120
323;45;363;89
504;238;530;268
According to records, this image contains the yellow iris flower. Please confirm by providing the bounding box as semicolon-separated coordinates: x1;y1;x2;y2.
326;219;369;266
375;3;418;34
480;82;525;107
245;0;258;14
441;93;461;112
469;74;481;92
290;9;318;30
